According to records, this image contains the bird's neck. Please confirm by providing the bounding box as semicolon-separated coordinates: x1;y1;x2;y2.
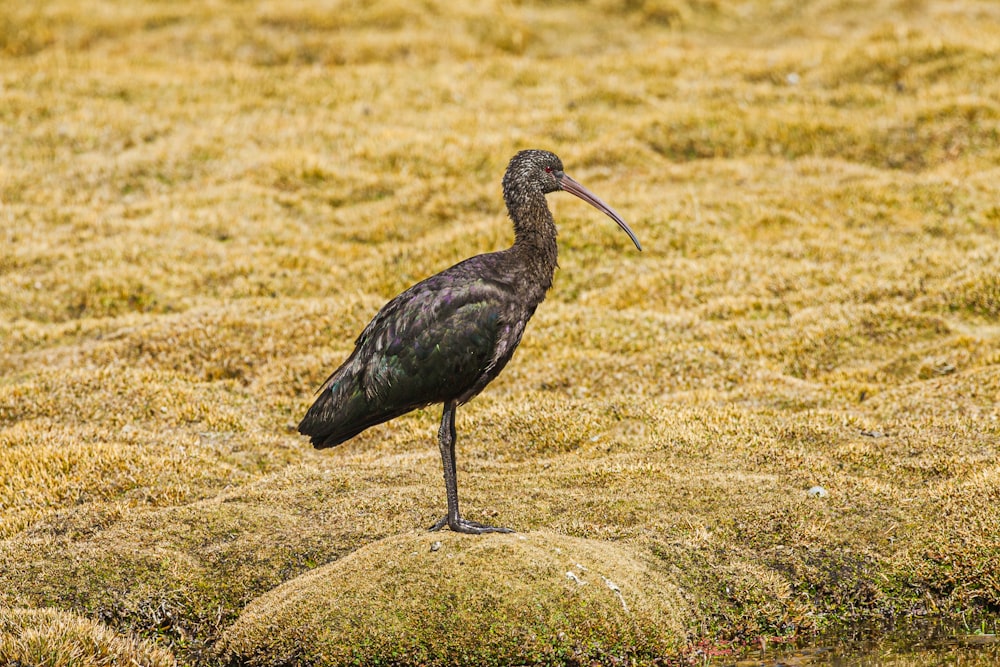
507;197;559;297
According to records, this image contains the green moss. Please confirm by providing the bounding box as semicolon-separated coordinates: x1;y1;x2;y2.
215;531;687;667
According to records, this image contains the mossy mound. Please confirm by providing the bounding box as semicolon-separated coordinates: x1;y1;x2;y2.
0;607;176;667
216;530;690;666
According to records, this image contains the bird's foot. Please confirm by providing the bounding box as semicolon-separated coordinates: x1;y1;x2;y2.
429;515;514;535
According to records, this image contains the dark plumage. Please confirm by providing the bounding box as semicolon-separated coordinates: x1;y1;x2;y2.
298;149;641;534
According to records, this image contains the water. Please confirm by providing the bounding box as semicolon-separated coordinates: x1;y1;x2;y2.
707;621;999;666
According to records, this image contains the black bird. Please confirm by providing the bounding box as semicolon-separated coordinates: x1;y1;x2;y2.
298;149;641;534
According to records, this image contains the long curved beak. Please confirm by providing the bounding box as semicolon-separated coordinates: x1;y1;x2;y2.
559;173;642;251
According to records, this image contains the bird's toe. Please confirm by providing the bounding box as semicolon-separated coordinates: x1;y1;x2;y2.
429;515;513;534
451;517;514;535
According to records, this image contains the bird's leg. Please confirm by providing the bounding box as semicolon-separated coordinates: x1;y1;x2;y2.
429;401;513;534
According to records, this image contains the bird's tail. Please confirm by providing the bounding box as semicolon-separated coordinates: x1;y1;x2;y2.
297;369;411;449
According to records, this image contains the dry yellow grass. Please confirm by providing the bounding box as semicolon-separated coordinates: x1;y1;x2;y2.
1;0;999;664
0;607;175;667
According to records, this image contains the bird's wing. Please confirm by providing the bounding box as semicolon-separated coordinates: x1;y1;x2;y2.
353;274;510;406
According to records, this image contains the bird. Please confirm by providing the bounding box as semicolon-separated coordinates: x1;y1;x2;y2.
298;149;641;534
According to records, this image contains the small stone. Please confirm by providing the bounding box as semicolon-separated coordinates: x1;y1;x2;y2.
601;576;629;613
807;486;828;498
430;541;442;552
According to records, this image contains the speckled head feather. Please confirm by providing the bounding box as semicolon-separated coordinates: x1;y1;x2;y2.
502;149;564;201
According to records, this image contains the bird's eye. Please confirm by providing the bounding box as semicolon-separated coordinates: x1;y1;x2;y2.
544;166;553;173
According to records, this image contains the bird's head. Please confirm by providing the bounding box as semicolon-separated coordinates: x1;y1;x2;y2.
503;149;642;251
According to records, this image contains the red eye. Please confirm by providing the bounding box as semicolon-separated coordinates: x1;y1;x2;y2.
545;166;553;173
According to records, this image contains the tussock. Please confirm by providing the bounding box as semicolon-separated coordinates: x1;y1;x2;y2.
0;607;176;667
216;530;688;666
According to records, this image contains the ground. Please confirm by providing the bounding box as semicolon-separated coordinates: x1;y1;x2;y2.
1;0;998;665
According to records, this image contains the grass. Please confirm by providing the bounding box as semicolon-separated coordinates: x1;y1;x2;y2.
0;607;175;667
1;0;999;664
